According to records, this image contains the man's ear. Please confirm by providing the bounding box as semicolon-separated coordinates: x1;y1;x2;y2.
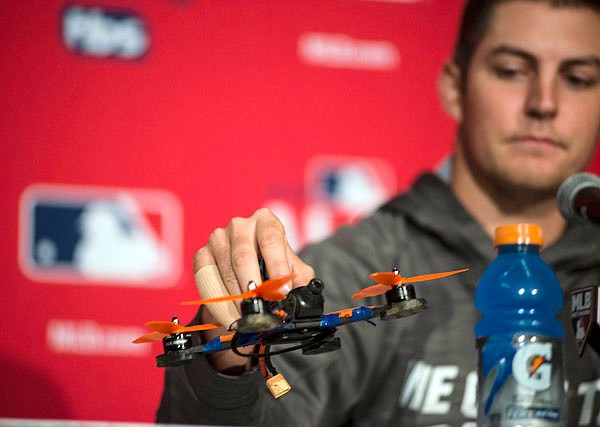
438;61;463;122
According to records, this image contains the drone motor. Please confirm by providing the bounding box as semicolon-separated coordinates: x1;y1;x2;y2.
237;293;282;333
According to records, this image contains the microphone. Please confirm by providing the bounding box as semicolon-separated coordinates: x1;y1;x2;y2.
557;172;600;225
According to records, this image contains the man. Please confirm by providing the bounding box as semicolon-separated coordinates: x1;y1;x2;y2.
157;0;600;425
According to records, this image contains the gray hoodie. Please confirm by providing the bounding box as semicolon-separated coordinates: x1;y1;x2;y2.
157;173;600;426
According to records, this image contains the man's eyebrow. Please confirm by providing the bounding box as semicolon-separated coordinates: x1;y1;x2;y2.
561;56;600;70
487;45;600;70
486;45;536;64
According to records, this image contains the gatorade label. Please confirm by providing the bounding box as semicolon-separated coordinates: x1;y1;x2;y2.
477;333;565;427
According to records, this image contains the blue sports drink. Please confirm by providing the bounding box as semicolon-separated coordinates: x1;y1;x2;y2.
476;224;565;427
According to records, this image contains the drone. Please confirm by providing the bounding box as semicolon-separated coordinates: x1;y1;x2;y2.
134;266;468;397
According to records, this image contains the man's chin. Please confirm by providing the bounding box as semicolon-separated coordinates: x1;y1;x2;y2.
489;165;568;196
504;174;565;196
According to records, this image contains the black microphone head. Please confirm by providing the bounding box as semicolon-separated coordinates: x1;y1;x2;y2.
557;172;600;223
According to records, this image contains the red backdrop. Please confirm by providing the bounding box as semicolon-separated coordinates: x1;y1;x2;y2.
1;0;598;423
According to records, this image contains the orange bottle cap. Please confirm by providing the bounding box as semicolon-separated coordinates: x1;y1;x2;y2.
494;223;543;247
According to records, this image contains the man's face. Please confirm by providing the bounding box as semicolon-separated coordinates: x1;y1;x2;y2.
457;1;600;193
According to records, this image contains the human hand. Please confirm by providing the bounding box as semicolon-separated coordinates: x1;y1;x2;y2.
194;208;315;373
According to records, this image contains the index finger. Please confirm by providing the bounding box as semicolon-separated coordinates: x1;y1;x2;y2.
254;209;293;293
227;216;263;294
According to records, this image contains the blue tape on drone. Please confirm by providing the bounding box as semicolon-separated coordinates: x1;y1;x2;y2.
320;306;373;327
203;336;226;352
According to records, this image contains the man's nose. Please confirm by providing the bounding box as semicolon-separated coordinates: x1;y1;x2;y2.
525;74;558;120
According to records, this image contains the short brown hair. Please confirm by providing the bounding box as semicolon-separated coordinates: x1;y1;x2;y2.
453;0;600;72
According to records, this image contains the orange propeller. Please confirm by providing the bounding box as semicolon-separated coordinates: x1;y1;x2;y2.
352;268;468;299
181;273;296;306
132;320;221;344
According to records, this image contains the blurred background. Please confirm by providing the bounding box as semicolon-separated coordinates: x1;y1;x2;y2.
1;0;598;423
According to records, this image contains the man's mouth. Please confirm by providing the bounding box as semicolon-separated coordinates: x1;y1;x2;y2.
507;134;567;150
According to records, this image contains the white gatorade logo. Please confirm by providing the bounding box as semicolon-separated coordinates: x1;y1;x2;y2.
513;342;552;391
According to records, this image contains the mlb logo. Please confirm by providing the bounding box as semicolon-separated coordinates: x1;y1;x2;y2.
570;286;597;356
265;155;397;250
304;155;396;216
19;183;183;287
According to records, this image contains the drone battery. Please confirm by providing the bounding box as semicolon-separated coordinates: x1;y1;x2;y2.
266;373;291;399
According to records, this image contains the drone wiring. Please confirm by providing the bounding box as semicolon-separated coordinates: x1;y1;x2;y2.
257;344;279;379
229;329;337;358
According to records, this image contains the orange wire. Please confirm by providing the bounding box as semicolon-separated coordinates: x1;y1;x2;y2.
258;345;270;379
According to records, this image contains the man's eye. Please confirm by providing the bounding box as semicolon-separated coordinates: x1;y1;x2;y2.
565;74;597;88
492;66;525;79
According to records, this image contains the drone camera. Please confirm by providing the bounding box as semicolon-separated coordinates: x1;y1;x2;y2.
281;278;325;320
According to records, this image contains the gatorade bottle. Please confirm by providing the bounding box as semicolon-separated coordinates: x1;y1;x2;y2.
475;224;565;427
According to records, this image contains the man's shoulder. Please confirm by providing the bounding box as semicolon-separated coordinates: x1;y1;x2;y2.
378;172;453;215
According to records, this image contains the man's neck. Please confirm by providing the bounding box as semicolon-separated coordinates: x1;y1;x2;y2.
450;152;567;247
